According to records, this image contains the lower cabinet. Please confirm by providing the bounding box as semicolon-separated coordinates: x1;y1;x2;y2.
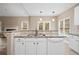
36;40;47;55
25;38;47;55
14;38;47;55
26;41;36;55
14;37;65;55
14;38;26;55
68;35;79;53
48;38;65;55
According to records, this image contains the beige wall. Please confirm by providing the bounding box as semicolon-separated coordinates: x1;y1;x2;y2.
0;16;29;31
29;16;58;30
0;7;79;34
0;16;58;31
58;6;79;34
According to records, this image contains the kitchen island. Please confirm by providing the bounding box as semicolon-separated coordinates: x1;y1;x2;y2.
12;35;66;55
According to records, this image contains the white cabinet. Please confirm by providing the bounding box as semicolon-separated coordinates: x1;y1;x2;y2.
26;41;36;55
48;38;65;55
68;35;79;53
74;5;79;25
14;38;47;55
14;37;66;55
14;38;26;55
25;38;47;55
25;38;36;55
36;38;47;55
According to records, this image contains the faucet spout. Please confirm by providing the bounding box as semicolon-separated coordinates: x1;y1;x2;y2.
35;29;38;36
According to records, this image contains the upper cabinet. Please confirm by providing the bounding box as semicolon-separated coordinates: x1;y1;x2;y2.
58;17;70;36
74;5;79;25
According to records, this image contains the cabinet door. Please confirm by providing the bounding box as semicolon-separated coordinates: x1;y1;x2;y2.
48;38;65;55
14;38;26;55
74;5;79;25
26;41;36;55
25;38;36;55
36;38;47;55
69;36;79;53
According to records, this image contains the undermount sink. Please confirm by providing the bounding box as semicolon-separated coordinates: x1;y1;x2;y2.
27;34;46;37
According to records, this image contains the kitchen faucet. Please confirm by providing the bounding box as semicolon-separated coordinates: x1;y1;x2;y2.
35;28;38;36
34;28;45;36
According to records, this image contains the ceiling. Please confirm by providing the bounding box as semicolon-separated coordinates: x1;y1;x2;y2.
0;3;77;16
0;3;29;16
23;3;77;16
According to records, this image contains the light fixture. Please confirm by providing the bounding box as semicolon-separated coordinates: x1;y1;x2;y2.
40;11;43;13
52;11;55;14
40;18;42;21
52;18;55;22
39;10;43;21
52;11;55;22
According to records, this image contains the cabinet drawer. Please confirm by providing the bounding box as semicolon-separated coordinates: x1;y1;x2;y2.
25;38;37;42
36;38;47;42
25;38;46;42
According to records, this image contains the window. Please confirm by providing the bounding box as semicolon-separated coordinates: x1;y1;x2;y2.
39;23;43;30
37;21;50;31
45;22;49;31
21;21;29;30
58;17;70;36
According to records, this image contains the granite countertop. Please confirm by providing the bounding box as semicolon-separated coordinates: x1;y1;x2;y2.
14;36;66;38
69;33;79;37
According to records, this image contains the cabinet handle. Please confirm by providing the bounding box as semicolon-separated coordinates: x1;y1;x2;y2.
17;39;20;42
37;42;39;45
22;43;24;45
76;40;79;41
33;42;35;45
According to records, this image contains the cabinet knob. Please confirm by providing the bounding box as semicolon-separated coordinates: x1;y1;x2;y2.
33;42;35;45
37;42;39;45
22;43;24;45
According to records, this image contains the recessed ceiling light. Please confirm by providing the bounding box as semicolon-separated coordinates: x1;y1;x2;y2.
52;11;55;14
40;10;43;13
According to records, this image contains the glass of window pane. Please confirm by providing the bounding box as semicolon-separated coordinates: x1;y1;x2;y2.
39;23;43;30
45;23;49;31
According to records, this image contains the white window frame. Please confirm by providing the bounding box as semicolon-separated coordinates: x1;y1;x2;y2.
37;21;51;31
58;17;70;36
21;21;29;30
